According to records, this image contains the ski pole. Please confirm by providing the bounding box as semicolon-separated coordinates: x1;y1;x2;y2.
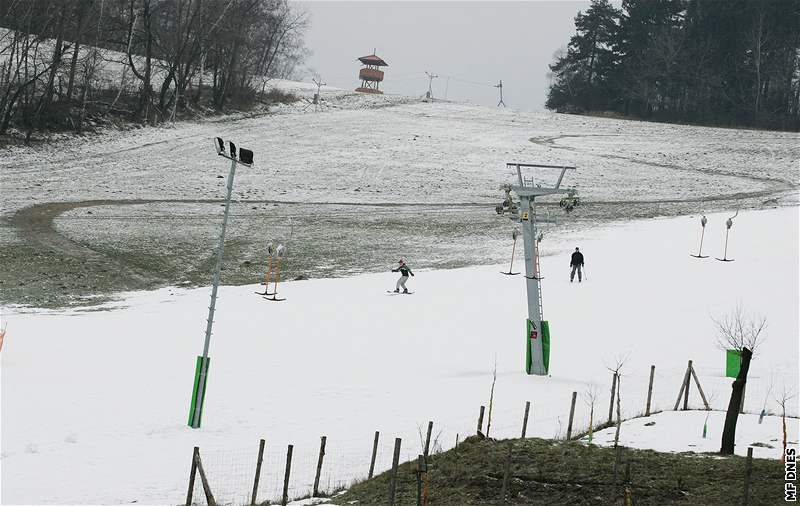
262;255;273;286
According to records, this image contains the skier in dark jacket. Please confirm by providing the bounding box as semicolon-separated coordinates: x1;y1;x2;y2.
392;259;414;293
570;247;584;283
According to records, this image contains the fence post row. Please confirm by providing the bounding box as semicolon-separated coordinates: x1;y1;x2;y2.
499;441;513;501
281;444;293;506
368;431;380;479
195;448;216;506
567;391;577;440
645;365;655;416
521;401;531;438
250;439;265;506
608;372;618;424
683;360;693;410
742;447;754;506
185;446;199;506
313;436;326;497
424;420;433;458
388;438;402;506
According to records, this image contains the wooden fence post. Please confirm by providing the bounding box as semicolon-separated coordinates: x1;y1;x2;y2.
368;431;380;479
689;363;711;410
424;420;433;458
185;446;199;506
683;360;693;410
281;444;293;506
521;401;531;438
499;441;513;501
313;436;326;497
645;365;655;416
388;438;402;506
608;372;618;424
742;447;753;505
194;449;216;506
250;439;265;506
674;363;691;410
567;391;577;440
415;454;425;506
477;405;485;435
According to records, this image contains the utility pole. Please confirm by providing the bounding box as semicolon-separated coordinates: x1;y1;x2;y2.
425;71;438;99
496;80;505;107
188;138;255;429
497;163;576;375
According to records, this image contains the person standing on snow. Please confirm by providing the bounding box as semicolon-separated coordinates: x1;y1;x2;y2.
570;247;584;283
392;259;414;293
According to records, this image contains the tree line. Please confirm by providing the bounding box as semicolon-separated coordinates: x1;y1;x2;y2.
546;0;800;130
0;0;308;140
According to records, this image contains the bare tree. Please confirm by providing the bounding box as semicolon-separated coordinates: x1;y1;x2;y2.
716;306;768;455
713;304;767;355
774;385;796;464
486;358;497;438
583;384;598;443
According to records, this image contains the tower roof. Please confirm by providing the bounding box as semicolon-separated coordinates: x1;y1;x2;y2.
357;54;388;66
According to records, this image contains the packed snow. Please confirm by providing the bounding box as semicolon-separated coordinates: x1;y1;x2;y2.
590;411;793;460
2;206;797;504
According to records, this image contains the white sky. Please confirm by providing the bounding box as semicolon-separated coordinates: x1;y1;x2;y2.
298;1;591;111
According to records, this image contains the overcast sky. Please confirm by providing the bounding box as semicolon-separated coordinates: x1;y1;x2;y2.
298;1;591;111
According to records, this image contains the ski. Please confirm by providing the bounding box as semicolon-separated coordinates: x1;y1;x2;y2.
387;291;413;295
255;291;275;296
263;295;286;302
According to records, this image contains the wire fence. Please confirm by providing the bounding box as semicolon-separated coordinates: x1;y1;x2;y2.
184;364;797;505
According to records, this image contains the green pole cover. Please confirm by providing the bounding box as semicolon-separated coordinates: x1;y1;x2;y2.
541;320;550;374
189;356;210;427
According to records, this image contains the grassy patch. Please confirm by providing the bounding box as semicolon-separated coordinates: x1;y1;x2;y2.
335;436;785;505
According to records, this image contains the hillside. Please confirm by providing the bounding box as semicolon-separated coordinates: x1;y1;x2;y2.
1;83;797;308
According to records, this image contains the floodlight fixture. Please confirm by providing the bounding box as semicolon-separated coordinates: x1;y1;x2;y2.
239;148;254;166
215;137;224;155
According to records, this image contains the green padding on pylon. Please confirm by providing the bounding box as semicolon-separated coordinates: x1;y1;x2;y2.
726;349;741;378
189;356;210;427
541;320;551;374
525;320;533;374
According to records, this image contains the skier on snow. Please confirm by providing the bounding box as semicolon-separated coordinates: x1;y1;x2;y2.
392;259;414;293
570;247;584;283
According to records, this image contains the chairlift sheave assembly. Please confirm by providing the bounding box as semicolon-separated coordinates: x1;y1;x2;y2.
716;211;738;262
690;215;709;258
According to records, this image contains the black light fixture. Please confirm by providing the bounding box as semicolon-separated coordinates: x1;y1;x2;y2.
229;141;237;159
215;137;224;155
239;148;254;166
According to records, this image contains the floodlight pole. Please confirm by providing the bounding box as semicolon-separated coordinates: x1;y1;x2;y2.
189;140;253;429
506;163;575;376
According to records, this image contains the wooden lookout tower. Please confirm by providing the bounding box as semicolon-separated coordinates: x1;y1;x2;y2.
355;51;388;94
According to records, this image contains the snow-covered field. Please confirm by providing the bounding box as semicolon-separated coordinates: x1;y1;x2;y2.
2;207;797;504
